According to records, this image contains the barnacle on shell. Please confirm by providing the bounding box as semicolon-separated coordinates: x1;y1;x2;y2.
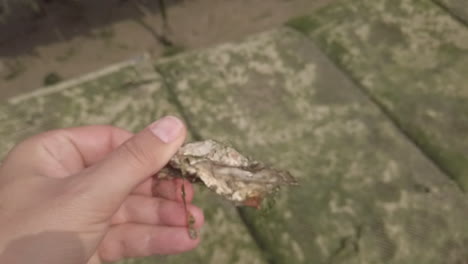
156;140;297;208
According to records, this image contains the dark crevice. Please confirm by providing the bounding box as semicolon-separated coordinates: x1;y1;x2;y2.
431;0;468;29
133;0;174;47
155;66;276;264
158;0;169;32
285;27;465;192
328;60;464;192
237;208;277;264
134;17;174;47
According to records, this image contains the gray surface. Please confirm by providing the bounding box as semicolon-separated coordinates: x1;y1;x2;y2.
288;0;468;191
0;57;267;264
157;28;468;264
1;1;468;263
434;0;468;24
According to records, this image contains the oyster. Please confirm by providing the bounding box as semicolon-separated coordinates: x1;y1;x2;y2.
156;140;297;208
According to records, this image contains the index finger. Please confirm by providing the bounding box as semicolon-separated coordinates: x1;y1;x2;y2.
61;125;134;167
4;125;133;177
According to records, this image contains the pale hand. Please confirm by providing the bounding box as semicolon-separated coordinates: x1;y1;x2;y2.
0;116;204;264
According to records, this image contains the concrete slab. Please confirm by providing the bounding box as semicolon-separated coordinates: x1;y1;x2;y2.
434;0;468;24
157;27;468;264
287;0;468;191
0;56;268;264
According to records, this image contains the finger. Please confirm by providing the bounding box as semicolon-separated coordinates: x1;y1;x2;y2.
131;178;195;202
76;116;186;203
2;126;132;178
131;178;153;196
152;178;194;203
52;126;133;166
111;195;204;227
98;224;200;263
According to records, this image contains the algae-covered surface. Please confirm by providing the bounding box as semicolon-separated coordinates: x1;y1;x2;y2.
2;1;468;263
157;28;468;264
434;0;468;24
0;57;268;264
287;0;468;191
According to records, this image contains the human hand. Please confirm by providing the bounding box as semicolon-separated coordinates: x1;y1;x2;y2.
0;116;204;264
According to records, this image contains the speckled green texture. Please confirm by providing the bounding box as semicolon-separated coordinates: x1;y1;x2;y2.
3;2;468;262
0;59;175;157
288;0;468;191
0;58;267;264
157;28;468;264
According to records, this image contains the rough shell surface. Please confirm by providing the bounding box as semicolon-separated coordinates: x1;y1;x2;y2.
157;140;297;207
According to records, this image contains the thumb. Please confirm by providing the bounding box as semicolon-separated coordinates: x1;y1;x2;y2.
77;116;186;202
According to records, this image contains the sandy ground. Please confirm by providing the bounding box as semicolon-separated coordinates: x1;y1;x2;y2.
0;0;334;100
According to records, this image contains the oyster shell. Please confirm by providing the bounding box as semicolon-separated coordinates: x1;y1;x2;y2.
156;140;297;208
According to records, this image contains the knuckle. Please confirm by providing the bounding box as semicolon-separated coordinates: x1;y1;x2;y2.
9;131;57;158
4;130;78;177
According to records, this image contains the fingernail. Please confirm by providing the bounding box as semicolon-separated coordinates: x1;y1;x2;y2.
150;116;184;143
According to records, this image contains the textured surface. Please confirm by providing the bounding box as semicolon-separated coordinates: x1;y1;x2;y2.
287;0;468;191
0;57;267;264
157;28;468;264
2;1;468;263
160;139;297;207
434;0;468;24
